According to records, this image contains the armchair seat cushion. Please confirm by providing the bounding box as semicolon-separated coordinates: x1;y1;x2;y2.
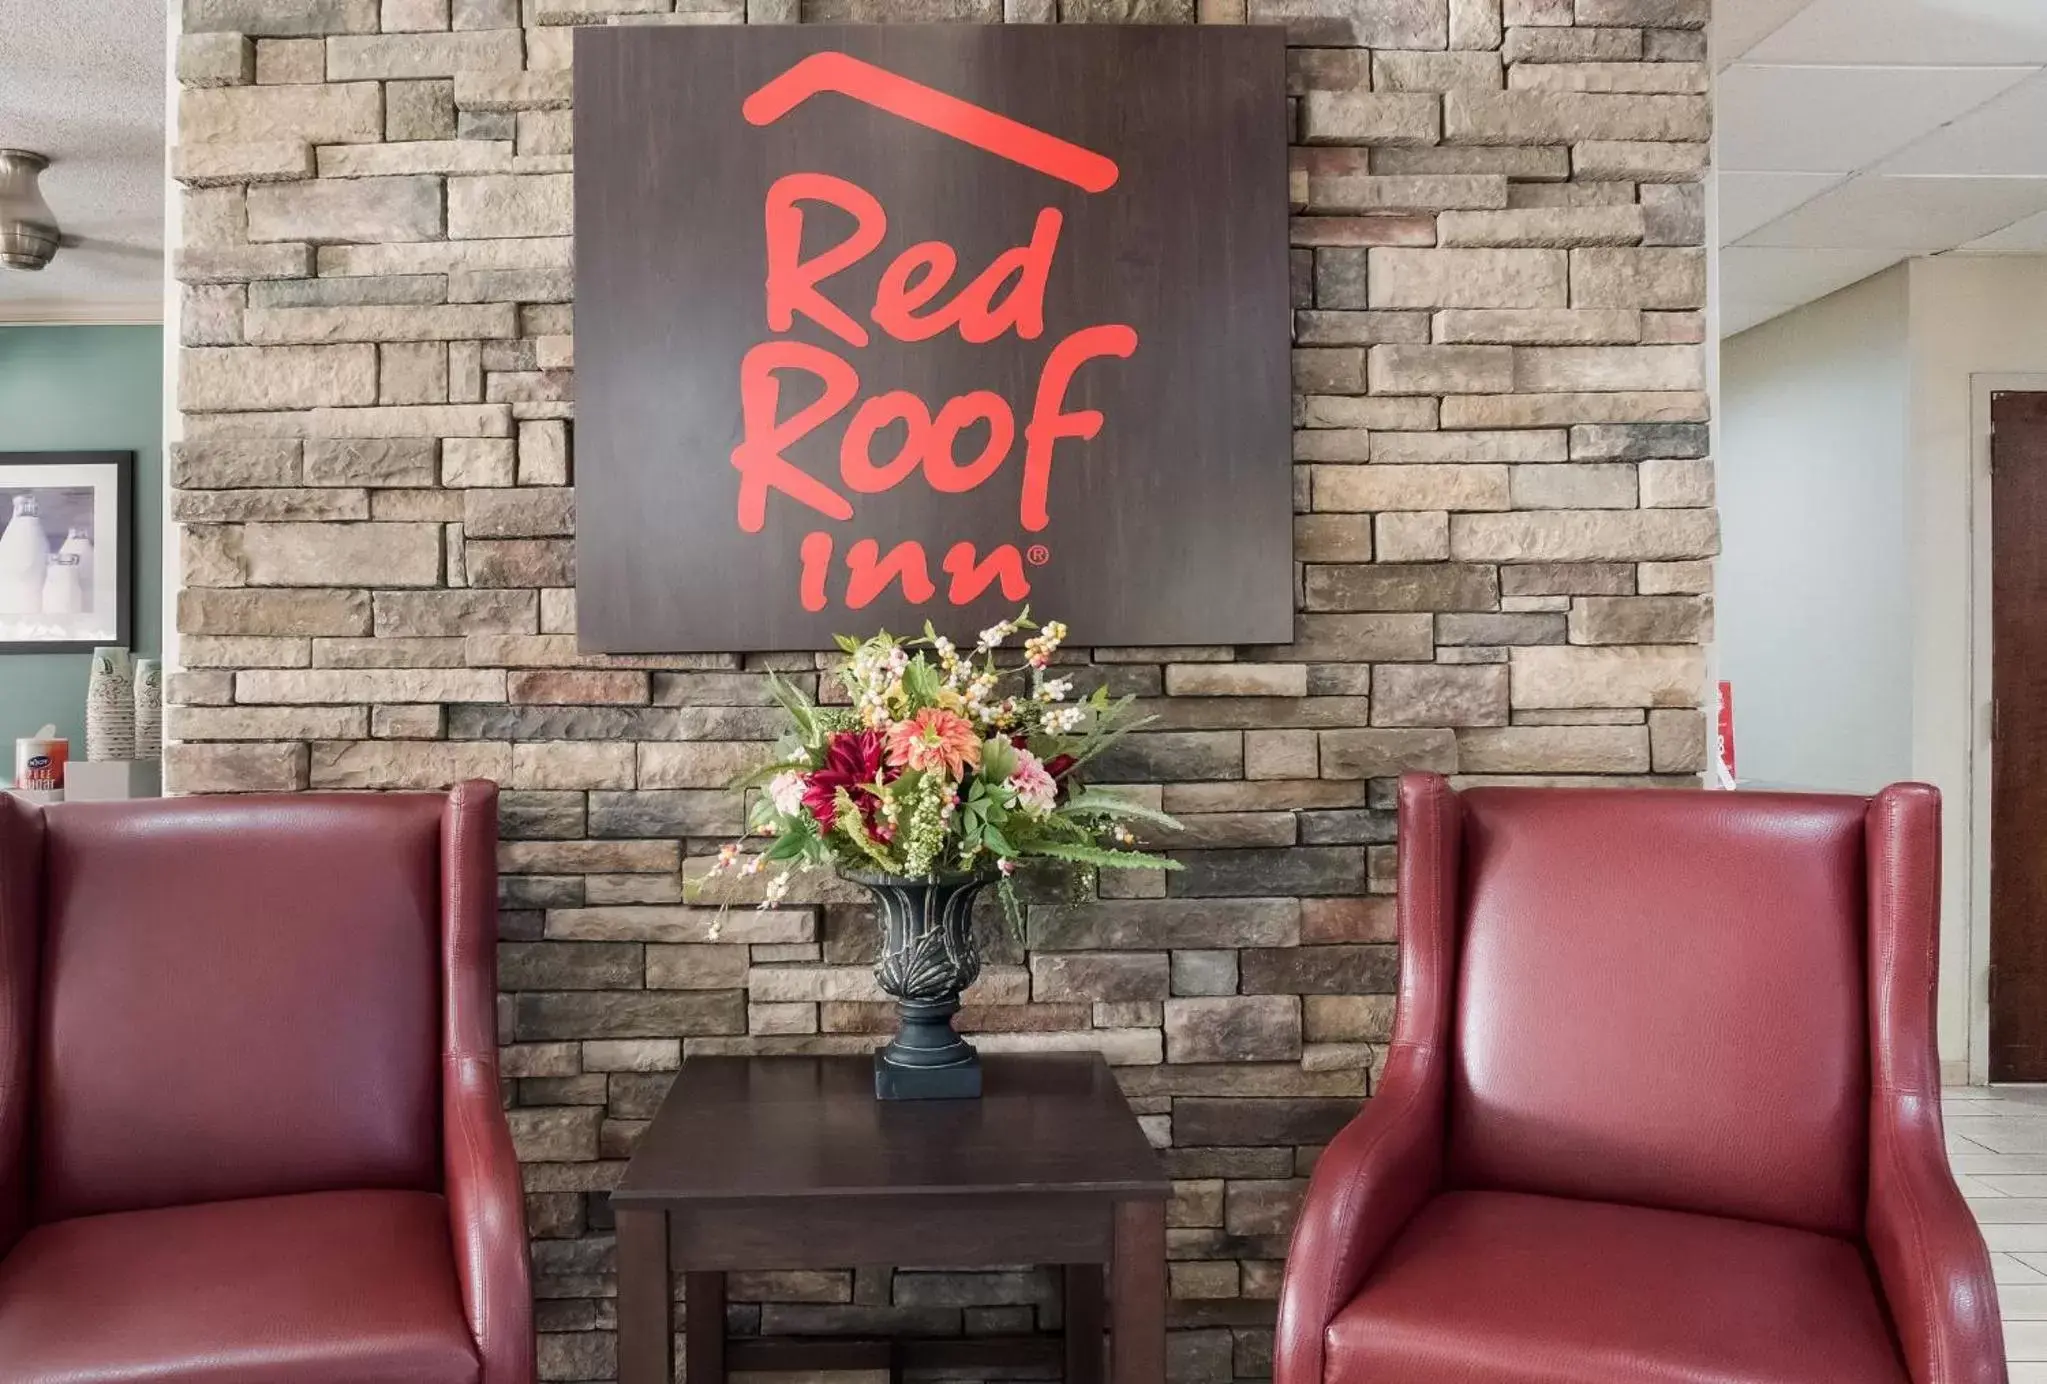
1325;1190;1908;1384
0;1189;482;1384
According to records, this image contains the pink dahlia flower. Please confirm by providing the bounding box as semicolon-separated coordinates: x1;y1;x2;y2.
1008;748;1059;815
886;708;982;778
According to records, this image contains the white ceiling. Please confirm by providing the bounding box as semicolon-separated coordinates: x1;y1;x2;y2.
1719;0;2047;335
0;0;2041;335
0;0;167;324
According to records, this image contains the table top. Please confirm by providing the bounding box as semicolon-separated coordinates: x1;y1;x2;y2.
613;1054;1168;1207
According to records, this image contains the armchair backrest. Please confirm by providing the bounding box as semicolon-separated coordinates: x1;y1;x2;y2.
17;791;455;1221
1441;785;1876;1238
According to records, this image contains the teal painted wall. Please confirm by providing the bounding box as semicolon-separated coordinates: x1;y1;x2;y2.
0;326;164;749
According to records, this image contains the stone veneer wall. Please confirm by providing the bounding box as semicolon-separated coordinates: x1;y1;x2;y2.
167;0;1712;1378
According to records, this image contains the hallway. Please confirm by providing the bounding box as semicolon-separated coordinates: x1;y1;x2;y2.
1948;1087;2047;1377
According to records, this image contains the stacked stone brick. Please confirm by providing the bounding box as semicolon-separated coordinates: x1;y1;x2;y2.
168;0;1711;1378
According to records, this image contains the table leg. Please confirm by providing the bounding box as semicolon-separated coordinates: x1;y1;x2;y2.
617;1211;673;1384
1065;1263;1106;1384
686;1271;727;1384
1109;1201;1165;1384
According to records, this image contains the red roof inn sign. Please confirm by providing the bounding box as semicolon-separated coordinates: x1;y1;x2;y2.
575;26;1291;652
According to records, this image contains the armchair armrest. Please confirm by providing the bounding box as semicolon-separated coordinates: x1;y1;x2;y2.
1274;773;1461;1384
1274;1044;1446;1384
1863;785;2003;1384
1868;1092;2003;1384
442;781;535;1384
447;1052;536;1384
0;796;42;1261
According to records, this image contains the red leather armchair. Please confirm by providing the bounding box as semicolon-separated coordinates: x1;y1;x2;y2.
0;781;534;1384
1277;773;2004;1384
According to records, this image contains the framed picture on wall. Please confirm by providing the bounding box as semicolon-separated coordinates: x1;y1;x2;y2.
0;451;132;654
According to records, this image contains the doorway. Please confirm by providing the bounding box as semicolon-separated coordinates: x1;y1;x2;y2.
1991;391;2047;1080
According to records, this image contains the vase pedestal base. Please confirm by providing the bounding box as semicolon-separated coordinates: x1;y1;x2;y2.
874;996;982;1100
874;1047;982;1100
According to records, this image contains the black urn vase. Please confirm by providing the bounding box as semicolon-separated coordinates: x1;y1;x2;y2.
847;871;992;1100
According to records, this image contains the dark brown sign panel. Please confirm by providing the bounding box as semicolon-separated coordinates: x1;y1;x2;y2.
574;25;1292;652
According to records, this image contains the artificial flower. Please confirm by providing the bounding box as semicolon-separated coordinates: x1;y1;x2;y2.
886;708;982;778
1023;622;1066;668
768;769;807;817
1009;749;1058;815
1043;753;1079;805
803;729;891;832
700;611;1183;942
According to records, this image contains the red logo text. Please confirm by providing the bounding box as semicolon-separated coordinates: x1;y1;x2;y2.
733;54;1138;613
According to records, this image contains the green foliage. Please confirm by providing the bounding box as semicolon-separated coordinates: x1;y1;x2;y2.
762;669;822;748
1061;790;1183;831
997;875;1027;943
1030;841;1179;872
979;735;1018;783
834;791;899;873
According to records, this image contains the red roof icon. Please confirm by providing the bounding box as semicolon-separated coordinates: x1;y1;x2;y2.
743;51;1121;194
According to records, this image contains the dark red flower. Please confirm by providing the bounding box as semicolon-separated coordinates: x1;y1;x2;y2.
803;729;893;834
1044;753;1078;805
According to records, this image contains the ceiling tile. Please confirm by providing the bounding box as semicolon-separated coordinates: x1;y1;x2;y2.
1718;171;1843;243
1881;70;2047;175
1747;0;2047;65
1716;63;2037;174
1719;245;1907;306
1721;299;1809;335
1736;173;2047;251
1713;0;1820;67
1961;208;2047;251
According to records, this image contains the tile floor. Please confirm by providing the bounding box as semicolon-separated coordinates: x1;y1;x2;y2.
1947;1086;2047;1379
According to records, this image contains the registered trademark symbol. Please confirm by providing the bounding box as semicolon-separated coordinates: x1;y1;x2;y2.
1025;544;1051;566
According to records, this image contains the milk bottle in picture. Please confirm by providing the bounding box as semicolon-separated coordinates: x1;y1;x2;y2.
58;524;92;611
41;552;83;616
0;494;50;616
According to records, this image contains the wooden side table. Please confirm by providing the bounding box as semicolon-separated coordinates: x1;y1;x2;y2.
612;1053;1170;1384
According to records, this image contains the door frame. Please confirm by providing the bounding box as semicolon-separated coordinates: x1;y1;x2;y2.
1964;374;2047;1085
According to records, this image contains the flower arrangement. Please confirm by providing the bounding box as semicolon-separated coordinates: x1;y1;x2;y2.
710;609;1180;934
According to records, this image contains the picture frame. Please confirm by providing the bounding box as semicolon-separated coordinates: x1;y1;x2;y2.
0;451;133;655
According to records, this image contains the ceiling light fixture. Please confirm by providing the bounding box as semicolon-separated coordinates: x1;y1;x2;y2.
0;151;60;272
